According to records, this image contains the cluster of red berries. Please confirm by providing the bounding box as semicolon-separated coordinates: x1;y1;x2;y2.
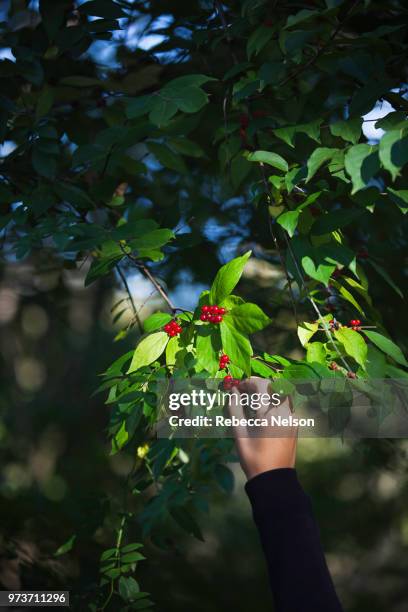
223;375;240;390
200;304;226;324
164;320;182;337
219;354;230;370
329;318;363;331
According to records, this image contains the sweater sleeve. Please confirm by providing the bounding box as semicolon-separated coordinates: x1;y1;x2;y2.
245;468;343;612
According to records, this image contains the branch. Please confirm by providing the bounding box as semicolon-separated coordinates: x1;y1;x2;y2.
116;265;143;334
278;0;361;88
257;161;300;326
120;247;177;313
214;0;239;64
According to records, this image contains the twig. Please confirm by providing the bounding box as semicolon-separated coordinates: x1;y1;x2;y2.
116;265;143;334
258;161;300;325
277;0;361;88
120;247;177;312
214;0;238;64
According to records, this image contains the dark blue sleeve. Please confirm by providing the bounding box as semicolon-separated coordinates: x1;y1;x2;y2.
245;468;343;612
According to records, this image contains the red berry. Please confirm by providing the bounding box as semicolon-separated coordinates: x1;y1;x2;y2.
210;305;219;314
169;330;176;337
223;375;234;389
201;305;210;313
200;314;208;322
218;307;226;315
214;315;222;323
219;354;230;370
355;319;361;326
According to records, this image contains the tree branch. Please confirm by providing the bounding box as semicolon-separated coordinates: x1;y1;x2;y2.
116;265;143;334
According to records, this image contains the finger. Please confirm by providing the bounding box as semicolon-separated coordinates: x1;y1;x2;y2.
227;385;252;454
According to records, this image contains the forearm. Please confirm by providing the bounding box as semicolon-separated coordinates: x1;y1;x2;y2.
245;468;343;612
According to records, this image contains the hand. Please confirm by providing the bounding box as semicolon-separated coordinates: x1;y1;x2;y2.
228;377;297;480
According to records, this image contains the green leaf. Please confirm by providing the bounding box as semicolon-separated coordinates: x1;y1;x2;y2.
301;254;335;286
111;421;129;453
329;118;362;144
331;280;365;316
306;342;326;364
125;95;153;119
277;191;322;237
165;74;216;88
297;322;319;347
168;137;205;158
306;148;338;182
365;345;387;378
276;210;300;237
220;319;252;376
285;8;318;29
274;119;321;148
121;543;144;553
165;335;183;368
247;25;274;58
214;464;234;493
344;144;380;194
147;142;187;174
170;506;204;541
149;97;178;126
387;188;408;214
195;326;220;375
311;208;364;235
54;182;94;209
127;332;168;373
209;251;251;305
32;147;57;179
132;228;174;250
246;150;288;172
121;552;145;564
143;312;173;333
334;327;367;369
363;331;408;367
228;303;271;335
368;260;403;299
36;86;54;118
85;256;120;286
160;85;209;113
379;130;408;181
54;535;76;557
251;359;275;377
119;576;140;602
